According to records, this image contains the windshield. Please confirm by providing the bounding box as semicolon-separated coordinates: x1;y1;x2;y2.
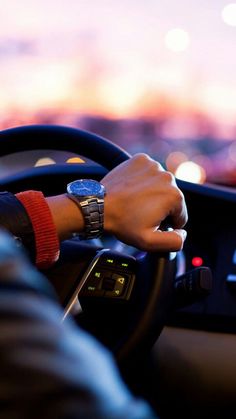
1;0;236;186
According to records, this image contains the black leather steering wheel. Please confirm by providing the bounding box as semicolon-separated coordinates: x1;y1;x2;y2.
0;125;177;364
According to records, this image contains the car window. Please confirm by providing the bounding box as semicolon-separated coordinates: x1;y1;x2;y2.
1;0;236;186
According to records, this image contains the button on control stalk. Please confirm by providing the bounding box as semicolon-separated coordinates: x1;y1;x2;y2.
63;250;136;320
79;251;136;301
174;266;213;308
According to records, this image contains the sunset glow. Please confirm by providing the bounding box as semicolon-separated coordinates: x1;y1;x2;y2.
0;0;236;141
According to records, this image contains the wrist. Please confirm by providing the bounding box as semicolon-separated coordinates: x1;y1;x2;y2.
46;194;85;241
66;179;105;240
103;191;120;236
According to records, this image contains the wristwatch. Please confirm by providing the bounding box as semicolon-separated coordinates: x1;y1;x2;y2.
66;179;106;240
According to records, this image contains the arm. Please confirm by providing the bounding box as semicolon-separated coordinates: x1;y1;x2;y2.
0;232;157;419
0;154;186;269
47;154;187;250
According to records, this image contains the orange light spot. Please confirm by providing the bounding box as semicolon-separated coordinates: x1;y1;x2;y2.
66;157;85;164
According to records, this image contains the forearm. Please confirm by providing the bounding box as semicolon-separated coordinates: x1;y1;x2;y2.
0;191;86;268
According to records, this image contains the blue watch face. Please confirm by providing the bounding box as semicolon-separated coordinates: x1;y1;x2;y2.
68;179;104;197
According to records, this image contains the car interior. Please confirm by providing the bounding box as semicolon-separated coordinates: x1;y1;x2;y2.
1;124;236;418
2;0;236;417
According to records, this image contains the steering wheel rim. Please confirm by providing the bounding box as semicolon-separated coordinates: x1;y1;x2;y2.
0;124;131;168
0;124;177;363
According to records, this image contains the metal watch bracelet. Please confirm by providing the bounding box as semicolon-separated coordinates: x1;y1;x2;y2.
68;195;104;240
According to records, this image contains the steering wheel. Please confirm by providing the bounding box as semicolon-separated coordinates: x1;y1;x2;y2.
0;125;177;364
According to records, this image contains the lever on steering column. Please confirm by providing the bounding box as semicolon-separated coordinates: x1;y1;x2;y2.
173;266;213;308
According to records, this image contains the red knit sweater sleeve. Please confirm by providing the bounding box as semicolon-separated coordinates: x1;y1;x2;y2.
15;191;60;270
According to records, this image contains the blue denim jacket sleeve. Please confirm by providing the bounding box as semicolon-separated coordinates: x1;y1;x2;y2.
0;231;157;419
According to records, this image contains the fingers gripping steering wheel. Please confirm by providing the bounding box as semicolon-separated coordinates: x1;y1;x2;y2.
0;125;177;364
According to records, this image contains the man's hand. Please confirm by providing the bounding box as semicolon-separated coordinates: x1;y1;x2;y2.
47;153;187;250
102;153;188;252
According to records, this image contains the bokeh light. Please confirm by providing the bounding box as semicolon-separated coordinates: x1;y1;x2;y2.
166;151;188;173
165;28;190;52
192;256;203;267
175;161;206;184
222;3;236;26
34;157;56;167
66;157;85;164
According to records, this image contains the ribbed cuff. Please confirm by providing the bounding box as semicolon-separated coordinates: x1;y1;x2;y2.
16;191;60;270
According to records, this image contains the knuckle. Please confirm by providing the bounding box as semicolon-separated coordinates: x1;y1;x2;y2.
132;154;166;175
167;183;184;205
154;161;164;172
161;170;176;184
173;187;184;203
132;153;151;163
147;160;164;175
171;193;182;209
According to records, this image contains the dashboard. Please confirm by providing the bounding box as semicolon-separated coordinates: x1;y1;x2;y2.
168;180;236;334
0;150;95;179
151;180;236;417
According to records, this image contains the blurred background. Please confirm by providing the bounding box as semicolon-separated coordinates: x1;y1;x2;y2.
1;0;236;185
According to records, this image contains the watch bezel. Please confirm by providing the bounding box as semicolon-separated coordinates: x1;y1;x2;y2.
67;179;105;199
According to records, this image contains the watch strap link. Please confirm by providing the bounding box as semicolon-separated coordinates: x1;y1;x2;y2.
69;196;104;239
